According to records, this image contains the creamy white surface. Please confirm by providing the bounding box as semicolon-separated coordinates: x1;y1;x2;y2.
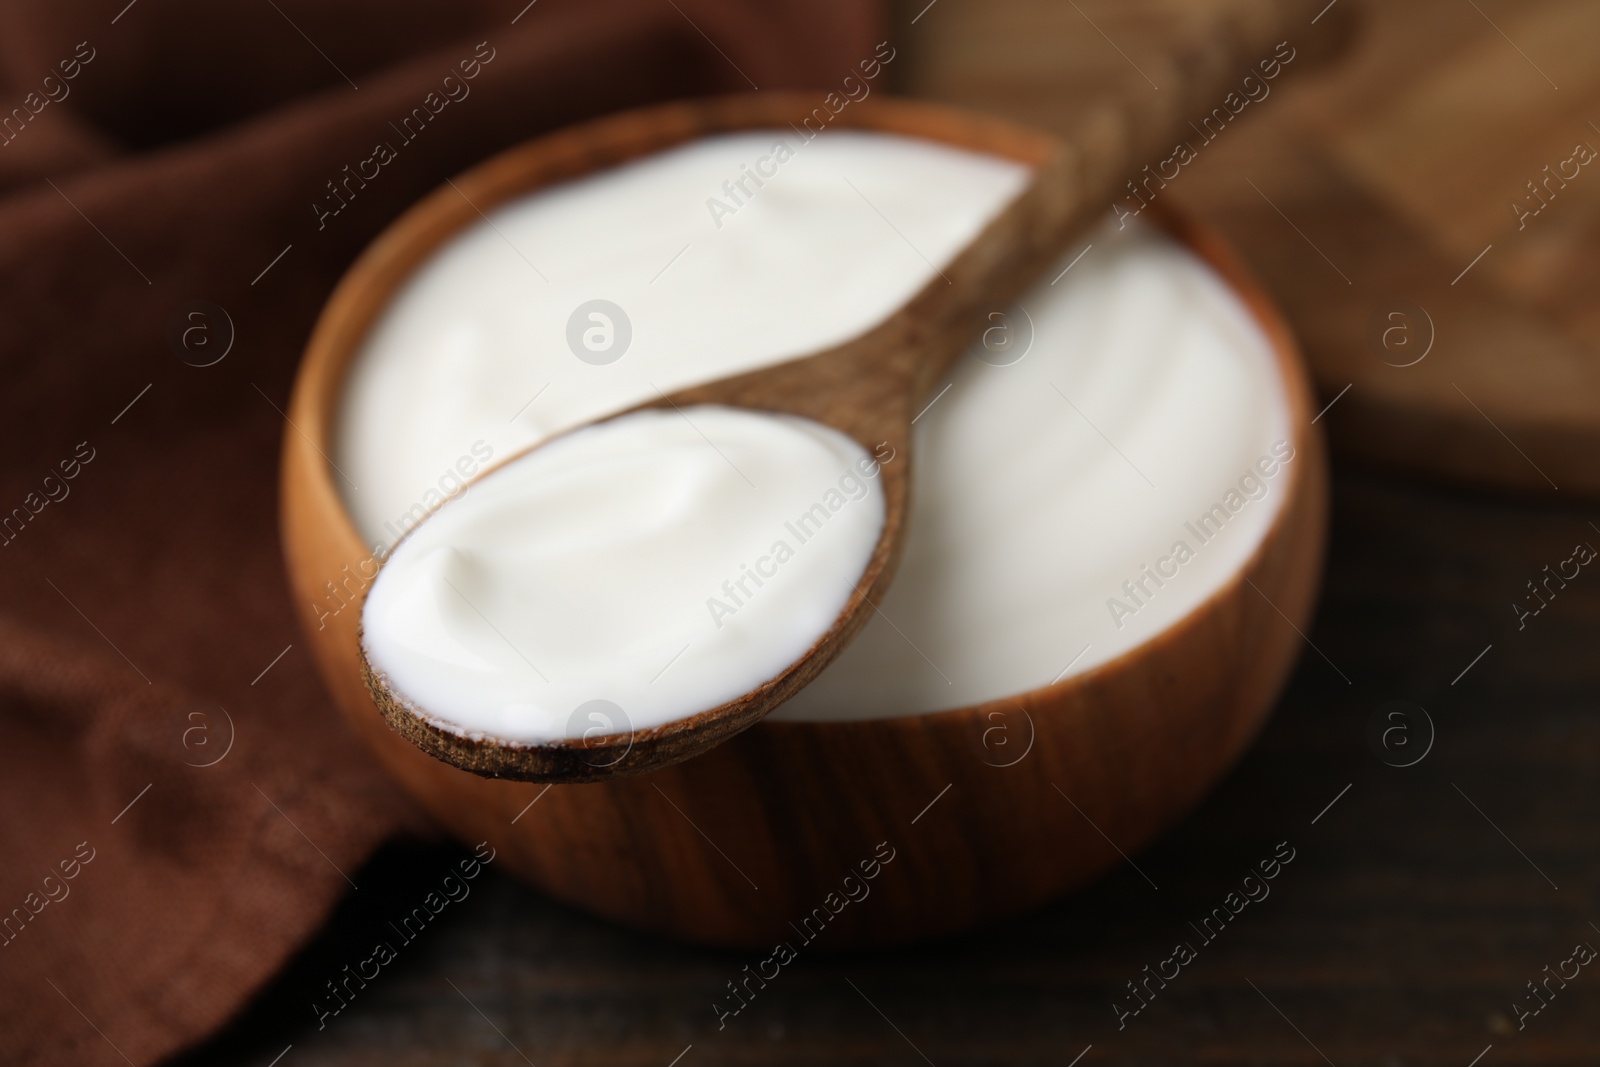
775;224;1291;719
335;130;1031;548
339;128;1292;731
361;407;885;743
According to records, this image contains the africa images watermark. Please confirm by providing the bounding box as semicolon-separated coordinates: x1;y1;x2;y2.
1;840;96;949
704;40;898;229
312;41;497;230
1514;539;1596;630
1113;40;1297;228
712;840;898;1029
0;441;97;549
1511;130;1596;231
1510;937;1596;1032
311;439;495;631
0;40;97;149
1113;840;1297;1030
1105;440;1295;630
311;841;496;1030
704;441;896;629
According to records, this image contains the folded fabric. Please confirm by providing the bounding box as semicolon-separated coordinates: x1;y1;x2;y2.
0;1;880;1062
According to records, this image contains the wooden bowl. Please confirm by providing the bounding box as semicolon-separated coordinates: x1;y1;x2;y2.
281;94;1328;949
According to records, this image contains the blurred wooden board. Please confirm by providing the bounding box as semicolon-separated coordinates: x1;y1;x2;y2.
1324;0;1600;340
897;0;1600;496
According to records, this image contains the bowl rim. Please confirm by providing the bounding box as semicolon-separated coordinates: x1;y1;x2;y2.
285;90;1321;766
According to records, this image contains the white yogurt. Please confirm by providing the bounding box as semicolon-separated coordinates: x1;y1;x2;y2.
361;407;885;743
776;227;1291;719
336;130;1031;549
339;127;1291;736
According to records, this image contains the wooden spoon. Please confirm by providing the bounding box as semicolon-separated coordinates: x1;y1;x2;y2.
360;118;1072;783
351;69;1300;781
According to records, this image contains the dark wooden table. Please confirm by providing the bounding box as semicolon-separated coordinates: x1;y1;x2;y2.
170;471;1600;1066
175;2;1600;1062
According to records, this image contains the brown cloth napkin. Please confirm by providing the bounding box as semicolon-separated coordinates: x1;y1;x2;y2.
0;2;881;1062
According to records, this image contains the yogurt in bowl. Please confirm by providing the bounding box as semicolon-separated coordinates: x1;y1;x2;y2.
282;94;1326;947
